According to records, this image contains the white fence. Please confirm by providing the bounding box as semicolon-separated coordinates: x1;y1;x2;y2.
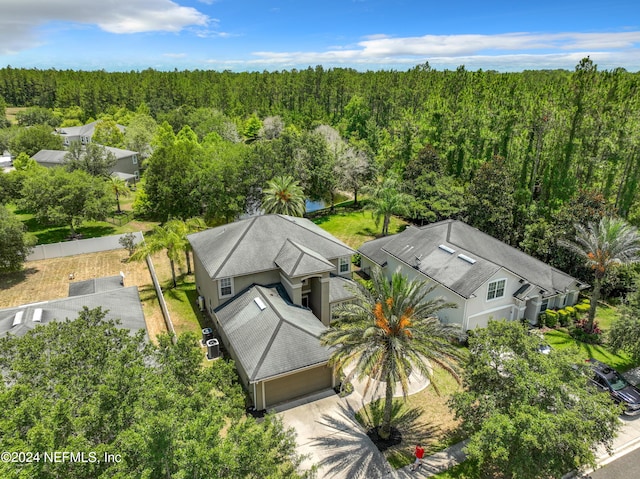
27;232;144;261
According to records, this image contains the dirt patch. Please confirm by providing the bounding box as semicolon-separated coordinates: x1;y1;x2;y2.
0;250;167;342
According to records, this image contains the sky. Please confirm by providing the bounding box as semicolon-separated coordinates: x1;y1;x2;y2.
1;0;640;72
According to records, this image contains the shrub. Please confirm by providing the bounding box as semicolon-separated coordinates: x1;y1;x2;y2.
545;309;558;328
564;306;576;321
538;311;547;326
569;319;603;344
557;309;570;327
575;303;590;316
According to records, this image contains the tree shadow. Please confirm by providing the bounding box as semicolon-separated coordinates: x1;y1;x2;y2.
310;402;393;479
356;399;444;467
0;267;39;290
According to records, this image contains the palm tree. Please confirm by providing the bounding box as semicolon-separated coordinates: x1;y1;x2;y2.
108;176;130;214
130;223;184;288
365;175;413;236
165;217;207;275
561;216;640;332
321;266;465;440
262;176;306;217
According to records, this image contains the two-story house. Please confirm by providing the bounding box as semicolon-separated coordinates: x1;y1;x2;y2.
56;121;126;146
359;219;587;331
188;214;356;409
32;146;140;181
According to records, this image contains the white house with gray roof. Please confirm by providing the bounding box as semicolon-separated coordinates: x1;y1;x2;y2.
55;121;125;146
359;219;587;331
188;214;356;408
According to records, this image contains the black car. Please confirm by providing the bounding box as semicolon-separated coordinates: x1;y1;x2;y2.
587;359;640;416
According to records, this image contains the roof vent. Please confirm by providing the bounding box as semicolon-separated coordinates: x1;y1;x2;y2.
254;297;267;311
33;308;43;323
458;254;476;264
12;311;24;327
438;244;455;254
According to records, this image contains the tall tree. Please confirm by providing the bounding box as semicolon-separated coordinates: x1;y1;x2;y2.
130;223;184;288
465;155;516;245
92;117;125;147
449;320;621;479
0;308;311;479
321;266;464;440
261;175;306;217
560;216;640;332
20;168;114;236
108;176;130;214
65;141;117;177
8;124;63;157
165;217;207;275
0;204;36;273
364;175;412;236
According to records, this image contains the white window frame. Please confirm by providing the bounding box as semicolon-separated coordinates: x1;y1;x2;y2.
134;170;139;180
487;279;506;301
338;256;350;274
218;277;234;298
132;155;138;165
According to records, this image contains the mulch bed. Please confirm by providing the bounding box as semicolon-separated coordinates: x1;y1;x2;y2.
366;426;403;452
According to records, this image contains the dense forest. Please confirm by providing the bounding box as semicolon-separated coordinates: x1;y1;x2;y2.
2;58;640;296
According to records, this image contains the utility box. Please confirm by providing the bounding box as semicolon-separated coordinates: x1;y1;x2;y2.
201;327;214;345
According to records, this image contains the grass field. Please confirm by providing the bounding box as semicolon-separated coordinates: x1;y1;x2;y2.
5;106;26;124
355;367;464;469
312;209;409;249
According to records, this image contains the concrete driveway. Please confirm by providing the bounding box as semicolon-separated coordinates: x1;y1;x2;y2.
276;366;431;479
276;390;393;479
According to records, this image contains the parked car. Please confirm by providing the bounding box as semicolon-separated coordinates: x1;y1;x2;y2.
586;359;640;416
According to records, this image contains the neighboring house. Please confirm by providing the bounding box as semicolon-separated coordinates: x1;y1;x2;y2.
188;214;356;408
359;219;587;331
32;146;140;180
0;276;147;340
55;121;125;146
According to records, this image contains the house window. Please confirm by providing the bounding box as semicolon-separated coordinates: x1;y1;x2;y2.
338;257;350;274
219;277;233;298
134;170;139;180
540;298;549;312
487;279;506;301
132;155;138;165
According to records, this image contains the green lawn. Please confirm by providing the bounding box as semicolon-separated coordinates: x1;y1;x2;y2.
593;302;620;330
312;209;409;249
163;276;211;336
9;204;158;245
544;329;635;372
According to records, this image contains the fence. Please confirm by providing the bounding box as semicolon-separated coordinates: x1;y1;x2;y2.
27;232;144;261
105;211;133;226
145;254;177;344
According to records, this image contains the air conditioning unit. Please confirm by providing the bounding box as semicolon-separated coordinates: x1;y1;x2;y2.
206;338;220;360
197;296;205;311
201;327;213;345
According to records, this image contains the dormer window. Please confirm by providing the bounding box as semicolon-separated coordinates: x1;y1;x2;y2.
338;257;350;274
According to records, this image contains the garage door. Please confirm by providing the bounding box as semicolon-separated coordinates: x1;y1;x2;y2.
263;366;332;407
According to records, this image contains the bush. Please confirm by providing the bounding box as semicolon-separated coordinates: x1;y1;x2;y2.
557;309;570;327
575;303;590;316
569;319;603;344
545;309;558;328
564;306;576;321
538;311;547;326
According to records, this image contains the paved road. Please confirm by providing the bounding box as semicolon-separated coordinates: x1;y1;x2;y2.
588;446;640;479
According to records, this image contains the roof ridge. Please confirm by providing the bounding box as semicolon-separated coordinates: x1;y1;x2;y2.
211;216;258;278
250;287;286;381
276;214;353;254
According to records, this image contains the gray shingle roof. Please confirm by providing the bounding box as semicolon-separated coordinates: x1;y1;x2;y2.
188;214;354;279
0;286;147;339
359;220;580;299
275;239;335;278
68;275;123;296
329;275;357;304
214;284;330;382
32;149;66;165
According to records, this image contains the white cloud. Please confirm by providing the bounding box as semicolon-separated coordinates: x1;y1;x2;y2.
240;31;640;71
0;0;209;54
163;53;187;58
